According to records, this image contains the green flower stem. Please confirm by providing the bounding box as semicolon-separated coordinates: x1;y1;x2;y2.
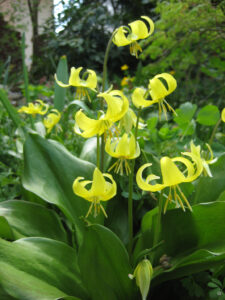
97;134;100;169
152;191;163;264
208;118;221;147
128;108;142;257
100;32;115;171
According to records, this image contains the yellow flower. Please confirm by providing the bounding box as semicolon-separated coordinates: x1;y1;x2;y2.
74;90;129;138
121;64;129;71
43;109;61;133
18;100;49;117
113;16;154;58
136;154;203;213
55;66;97;101
106;133;140;175
72;168;117;218
148;73;177;120
118;108;145;133
183;141;216;177
221;108;225;122
129;259;153;300
121;76;130;87
132;87;156;109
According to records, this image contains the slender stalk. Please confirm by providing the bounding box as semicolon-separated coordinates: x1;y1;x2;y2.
152;191;163;263
100;32;115;171
128;108;142;257
97;134;100;169
208;118;221;147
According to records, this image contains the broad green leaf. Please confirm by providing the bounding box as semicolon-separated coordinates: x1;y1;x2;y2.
174;102;197;125
193;154;225;204
197;105;220;126
56;297;82;300
54;56;69;111
78;224;137;300
0;237;89;300
153;202;225;285
0;216;14;240
0;200;67;242
22;133;103;245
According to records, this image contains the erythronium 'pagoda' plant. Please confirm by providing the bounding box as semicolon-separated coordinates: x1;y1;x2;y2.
18;99;49;117
1;13;225;300
55;66;97;101
105;133;140;175
72;167;116;218
113;16;154;57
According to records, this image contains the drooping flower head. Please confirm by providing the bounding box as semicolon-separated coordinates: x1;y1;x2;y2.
18;100;49;117
74;90;129;138
72;168;117;218
183;141;217;177
43;109;61;134
113;16;154;58
106;133;140;175
148;73;177;120
137;154;203;213
55;66;97;101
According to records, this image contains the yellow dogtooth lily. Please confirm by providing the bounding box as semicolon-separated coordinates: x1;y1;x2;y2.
106;133;140;175
113;16;154;58
148;73;177;119
72;167;117;218
18;100;48;117
129;259;153;300
43;109;61;133
183;141;217;177
74;90;129;138
55;66;97;101
136;154;203;213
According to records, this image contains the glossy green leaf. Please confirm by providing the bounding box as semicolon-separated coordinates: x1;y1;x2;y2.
54;56;69;111
197;105;220;126
78;224;137;300
193;154;225;204
0;237;89;300
153;202;225;285
0;200;67;242
0;216;14;240
174;102;197;124
22;133;103;245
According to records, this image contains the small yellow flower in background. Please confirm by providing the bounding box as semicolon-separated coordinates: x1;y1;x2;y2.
121;64;129;71
55;66;97;101
74;90;129;138
183;141;217;177
43;109;61;134
148;73;177;120
72;168;117;218
136;154;203;213
113;16;154;58
121;76;130;87
221;108;225;122
170;70;175;75
18;100;49;117
105;133;140;175
119;108;145;133
129;259;153;300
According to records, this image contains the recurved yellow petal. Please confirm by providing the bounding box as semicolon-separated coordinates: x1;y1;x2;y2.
90;168;106;196
149;73;177;101
136;163;164;192
221;108;225;122
132;87;156;108
161;157;186;186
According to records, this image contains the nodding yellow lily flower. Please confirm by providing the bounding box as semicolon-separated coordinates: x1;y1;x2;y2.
43;109;61;134
18;100;49;117
113;16;154;58
129;259;153;300
221;108;225;122
132;87;156;109
148;73;177;120
182;141;217;177
106;133;140;175
136;155;203;213
72;168;117;218
55;66;97;101
119;108;145;133
74;90;129;138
